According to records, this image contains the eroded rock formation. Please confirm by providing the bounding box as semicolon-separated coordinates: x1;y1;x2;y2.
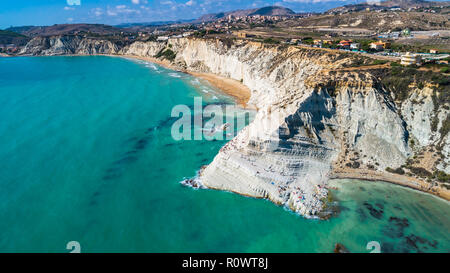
19;36;450;217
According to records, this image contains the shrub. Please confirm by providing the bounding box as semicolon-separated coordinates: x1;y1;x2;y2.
439;115;450;139
386;167;405;175
155;48;176;61
372;59;388;65
263;38;280;44
301;37;314;45
434;170;450;183
381;67;450;104
409;167;432;178
431;114;439;132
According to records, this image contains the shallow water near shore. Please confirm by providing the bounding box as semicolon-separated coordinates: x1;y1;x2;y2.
0;56;449;253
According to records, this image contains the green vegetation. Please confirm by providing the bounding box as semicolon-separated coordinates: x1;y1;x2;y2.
381;66;450;103
217;37;236;49
409;167;432;178
386;167;405;175
439;115;450;139
193;30;208;37
0;30;25;38
155;48;176;62
345;161;360;169
372;59;388;65
354;39;376;52
433;170;450;183
302;37;314;45
389;42;450;54
431;114;439;132
0;30;30;46
422;62;450;73
262;38;280;44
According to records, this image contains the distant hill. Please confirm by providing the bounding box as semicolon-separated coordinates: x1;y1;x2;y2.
249;6;296;16
197;6;296;22
282;7;450;32
0;30;30;46
375;0;449;7
116;19;195;28
6;24;128;37
5;26;36;35
327;0;450;13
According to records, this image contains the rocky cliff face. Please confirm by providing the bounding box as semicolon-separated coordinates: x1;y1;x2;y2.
19;36;119;56
119;41;165;57
19;36;450;217
165;39;420;217
157;38;449;216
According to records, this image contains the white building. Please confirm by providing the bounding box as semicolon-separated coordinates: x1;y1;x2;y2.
157;36;169;41
350;43;360;50
401;52;422;66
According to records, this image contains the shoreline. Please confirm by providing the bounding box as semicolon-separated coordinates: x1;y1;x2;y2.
92;54;450;204
111;54;253;108
187;71;252;109
331;168;450;201
329;177;450;204
11;53;450;204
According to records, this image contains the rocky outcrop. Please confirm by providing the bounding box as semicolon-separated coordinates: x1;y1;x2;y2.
19;36;119;56
18;36;450;216
119;41;165;57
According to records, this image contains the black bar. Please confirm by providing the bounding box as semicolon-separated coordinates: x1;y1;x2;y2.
0;253;446;272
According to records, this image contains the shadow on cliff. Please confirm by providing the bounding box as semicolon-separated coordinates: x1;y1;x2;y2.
279;89;336;148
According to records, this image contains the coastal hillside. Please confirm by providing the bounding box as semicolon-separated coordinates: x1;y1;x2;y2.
6;24;127;37
279;10;450;31
0;30;30;46
18;36;450;218
327;0;450;13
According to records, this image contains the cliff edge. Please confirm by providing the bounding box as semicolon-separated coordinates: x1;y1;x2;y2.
19;36;450;218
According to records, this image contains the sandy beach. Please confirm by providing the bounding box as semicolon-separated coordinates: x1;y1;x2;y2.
112;54;252;108
331;168;450;201
188;71;252;108
119;54;173;71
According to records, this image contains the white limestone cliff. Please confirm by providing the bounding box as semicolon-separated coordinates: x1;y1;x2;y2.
19;36;119;56
18;36;450;217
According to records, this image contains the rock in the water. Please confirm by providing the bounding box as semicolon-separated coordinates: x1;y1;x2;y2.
334;243;350;253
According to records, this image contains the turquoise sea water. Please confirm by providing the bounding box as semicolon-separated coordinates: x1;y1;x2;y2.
0;56;449;253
